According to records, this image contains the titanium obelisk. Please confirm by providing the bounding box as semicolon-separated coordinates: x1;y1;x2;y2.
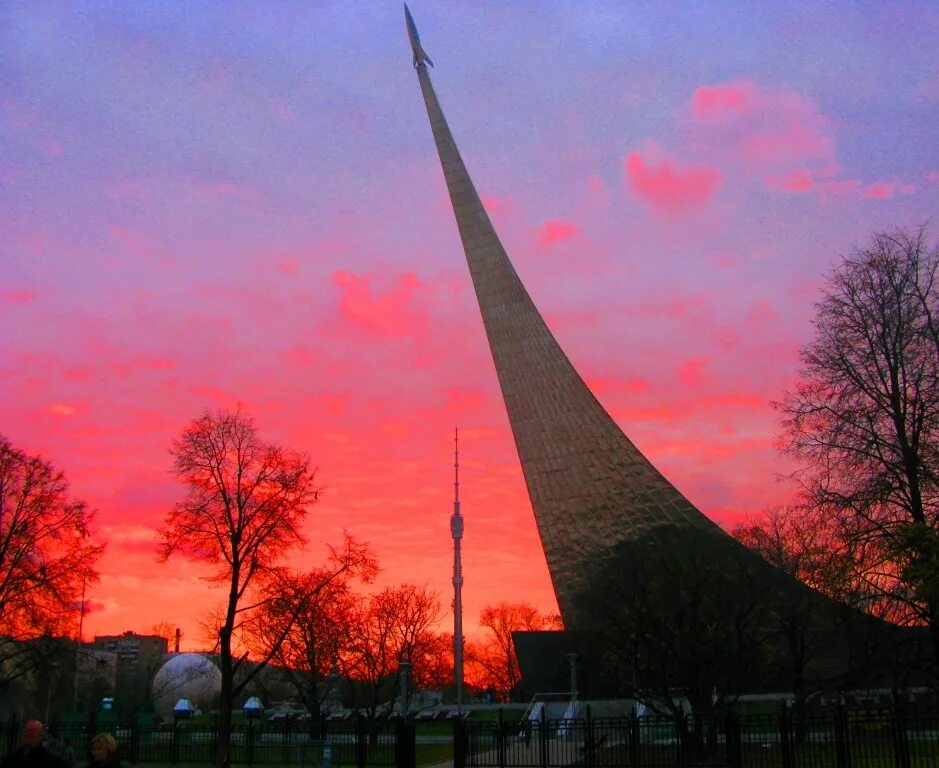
406;6;719;623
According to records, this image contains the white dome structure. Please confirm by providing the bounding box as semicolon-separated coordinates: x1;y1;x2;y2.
151;653;222;720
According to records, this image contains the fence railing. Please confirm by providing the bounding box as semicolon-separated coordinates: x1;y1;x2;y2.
1;716;414;768
5;705;939;768
454;705;939;768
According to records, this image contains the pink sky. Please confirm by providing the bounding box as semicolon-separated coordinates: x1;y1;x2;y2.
2;2;938;647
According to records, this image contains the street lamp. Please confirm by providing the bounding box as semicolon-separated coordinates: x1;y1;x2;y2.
398;660;412;719
244;696;264;720
173;698;195;720
243;697;264;766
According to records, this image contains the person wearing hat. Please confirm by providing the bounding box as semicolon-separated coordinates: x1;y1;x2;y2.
0;721;66;768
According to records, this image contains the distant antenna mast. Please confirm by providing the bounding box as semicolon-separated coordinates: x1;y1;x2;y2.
451;428;465;712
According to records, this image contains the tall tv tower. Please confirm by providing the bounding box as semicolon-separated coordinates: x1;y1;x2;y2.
451;428;464;711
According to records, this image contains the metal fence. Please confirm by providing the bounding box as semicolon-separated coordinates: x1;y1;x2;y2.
5;706;939;768
1;716;413;768
455;706;939;768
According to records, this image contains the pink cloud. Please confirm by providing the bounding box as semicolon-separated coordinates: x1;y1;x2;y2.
3;289;36;305
47;403;76;417
764;169;814;193
860;181;917;199
690;82;756;121
688;82;834;176
332;270;428;339
535;219;582;248
625;151;722;215
765;169;916;200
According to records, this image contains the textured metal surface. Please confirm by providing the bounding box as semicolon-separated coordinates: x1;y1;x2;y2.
413;63;719;622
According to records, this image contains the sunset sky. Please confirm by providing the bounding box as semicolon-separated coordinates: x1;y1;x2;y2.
2;2;938;647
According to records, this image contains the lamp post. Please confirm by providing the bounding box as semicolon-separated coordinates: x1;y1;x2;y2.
172;699;194;764
243;697;264;766
398;660;412;719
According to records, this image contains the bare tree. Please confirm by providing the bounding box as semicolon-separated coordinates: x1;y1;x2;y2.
343;584;442;721
778;225;939;660
159;408;320;768
244;533;377;720
578;526;770;726
467;602;560;701
733;506;860;710
0;435;102;696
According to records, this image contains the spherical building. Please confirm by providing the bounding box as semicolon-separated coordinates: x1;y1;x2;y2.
151;653;221;720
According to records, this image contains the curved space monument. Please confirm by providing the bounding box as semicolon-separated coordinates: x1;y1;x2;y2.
405;4;720;625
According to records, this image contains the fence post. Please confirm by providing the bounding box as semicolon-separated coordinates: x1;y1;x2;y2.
892;694;910;768
395;717;415;768
583;705;593;768
628;709;639;768
724;711;741;768
675;712;687;768
355;714;367;768
129;713;139;764
540;703;549;768
453;715;466;768
497;709;506;768
210;713;218;767
779;704;792;768
834;703;850;768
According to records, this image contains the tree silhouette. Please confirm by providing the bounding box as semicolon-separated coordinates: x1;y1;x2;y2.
578;526;770;722
343;584;442;721
467;602;560;701
244;533;377;720
0;435;102;695
159;408;320;768
778;225;939;661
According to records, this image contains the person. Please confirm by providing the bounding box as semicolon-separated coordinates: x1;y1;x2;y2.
84;735;122;768
0;721;66;768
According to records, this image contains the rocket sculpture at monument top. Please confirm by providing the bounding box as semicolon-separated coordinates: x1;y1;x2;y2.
405;4;433;68
406;5;719;624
